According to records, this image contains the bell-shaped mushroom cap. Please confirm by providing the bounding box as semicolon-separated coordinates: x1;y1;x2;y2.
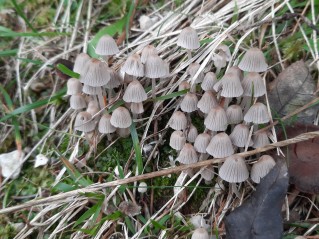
116;127;131;137
176;143;198;164
190;215;209;229
194;133;211;153
187;124;198;143
110;106;132;128
104;68;122;89
144;53;168;78
80;59;110;87
213;72;243;98
197;91;218;114
70;93;87;110
191;227;209;239
138;182;148;193
73;53;90;76
252;130;270;148
168;111;187;130
98;113;116;134
141;45;157;64
74;111;96;132
227;66;243;80
238;47;268;72
121;54;144;77
251;155;276;183
244;102;270;124
229;123;250;147
130;102;144;114
95;35;119;56
226;104;243;124
82;84;102;95
123;80;147;103
187;62;204;83
86;100;100;116
217;44;231;61
179;81;191;91
212;51;227;68
169;130;186;150
206;132;234;158
180;93;198;113
204;106;228;131
219;155;249;183
139;15;154;30
201;166;215;181
177;26;200;50
67;78;82;95
201;72;217;91
242;72;266;97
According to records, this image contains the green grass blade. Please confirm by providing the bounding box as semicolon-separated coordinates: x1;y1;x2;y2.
152;89;189;101
74;197;104;227
0;49;18;57
130;122;143;175
0;31;68;38
57;63;80;79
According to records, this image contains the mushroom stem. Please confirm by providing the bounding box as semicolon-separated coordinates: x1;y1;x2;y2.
151;78;156;99
103;55;109;66
187;49;192;60
97;91;105;110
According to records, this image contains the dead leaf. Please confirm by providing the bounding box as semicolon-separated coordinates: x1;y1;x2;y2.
225;159;289;239
268;61;318;123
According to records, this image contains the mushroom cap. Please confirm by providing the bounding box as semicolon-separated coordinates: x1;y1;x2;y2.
82;84;102;95
177;26;200;50
73;53;90;76
168;111;187;130
130;102;144;114
80;59;110;87
204;106;228;131
67;78;82;95
187;62;204;83
213;72;243;98
86;100;100;116
180;92;198;113
104;68;122;89
252;130;270;148
138;182;148;193
121;54;144;77
176;143;198;164
219;155;249;183
141;45;157;64
144;53;168;78
229;123;250;147
74;111;96;132
169;130;186;150
242;72;266;97
123;80;147;103
194;133;211;153
226;66;243;80
212;51;227;68
201;72;217;91
95;35;119;56
217;44;231;61
98;113;116;134
178;81;191;91
206;132;234;158
244;102;270;124
187;124;198;143
110;106;132;128
116;127;131;137
251;155;276;183
139;15;154;30
201;166;215;181
197;91;218;114
70;93;86;110
226;104;243;124
238;47;268;72
191;227;209;239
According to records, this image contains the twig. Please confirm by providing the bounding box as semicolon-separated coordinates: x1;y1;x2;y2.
1;130;319;214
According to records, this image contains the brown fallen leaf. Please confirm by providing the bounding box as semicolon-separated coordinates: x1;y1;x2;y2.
268;60;319;124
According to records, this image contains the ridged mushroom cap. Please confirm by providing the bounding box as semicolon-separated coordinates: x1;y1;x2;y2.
123;80;147;103
229;123;250;147
179;81;191;91
187;124;198;143
226;105;243;124
130;102;144;114
251;155;276;183
138;182;148;193
110;107;132;128
169;130;186;150
219;155;249;183
244;102;270;124
201;166;215;181
238;48;268;72
197;91;218;114
206;132;234;158
73;53;90;76
70;93;86;110
82;84;102;95
86;101;100;116
194;133;211;153
74;111;96;132
168;111;187;130
191;227;209;239
67;78;82;95
141;45;157;64
201;72;217;91
227;66;243;80
213;72;243;98
217;44;231;61
187;62;204;83
177;26;200;50
95;35;119;56
180;93;198;113
204;106;228;131
242;72;266;97
116;127;131;137
176;143;198;164
98;113;116;134
121;54;144;77
252;130;270;148
104;68;122;89
80;59;110;87
212;51;227;68
144;53;168;78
